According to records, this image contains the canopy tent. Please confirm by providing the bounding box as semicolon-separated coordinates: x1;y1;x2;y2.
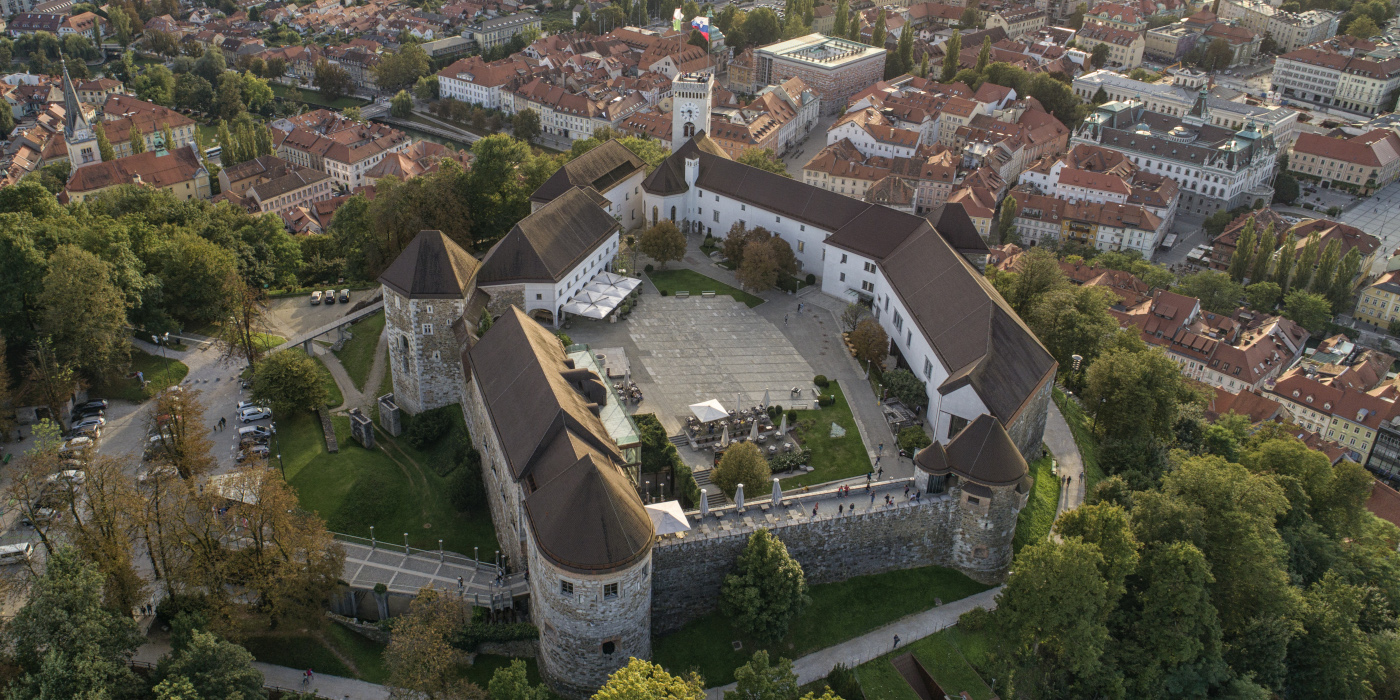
582;282;628;301
690;399;729;423
561;290;621;320
596;271;642;292
646;501;691;535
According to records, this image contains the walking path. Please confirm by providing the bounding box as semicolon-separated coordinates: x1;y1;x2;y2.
135;638;392;700
703;587;1002;699
1044;401;1086;519
311;322;389;417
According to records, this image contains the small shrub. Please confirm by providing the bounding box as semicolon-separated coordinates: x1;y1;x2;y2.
898;426;932;453
813;375;829;388
405;406;453;449
826;663;865;700
555;331;572;347
449;447;485;510
450;622;539;652
959;606;991;631
804;273;816;285
660;289;669;296
818;394;835;407
786;409;797;424
645;263;654;273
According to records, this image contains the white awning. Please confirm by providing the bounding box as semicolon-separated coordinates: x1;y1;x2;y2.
646;500;691;535
582;282;628;301
596;271;642;292
689;399;729;423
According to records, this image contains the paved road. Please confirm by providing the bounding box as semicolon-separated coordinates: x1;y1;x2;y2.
1044;401;1085;518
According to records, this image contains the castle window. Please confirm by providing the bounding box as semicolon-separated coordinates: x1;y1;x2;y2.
432;351;440;361
604;583;618;599
966;496;981;505
948;415;969;439
602;641;617;655
424;305;433;314
560;581;573;595
537;294;543;300
422;324;433;335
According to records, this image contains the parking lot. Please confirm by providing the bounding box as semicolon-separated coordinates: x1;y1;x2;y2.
262;288;372;343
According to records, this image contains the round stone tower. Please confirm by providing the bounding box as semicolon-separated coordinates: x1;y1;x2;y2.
912;414;1030;583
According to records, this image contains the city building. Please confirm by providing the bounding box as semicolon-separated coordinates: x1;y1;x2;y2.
273;121;410;190
754;34;887;115
61;144;210;204
1073;93;1279;217
1145;23;1200;63
984;7;1048;38
1288;128;1400;194
1268;368;1396;464
1272;39;1400;117
98;95;198;160
1073;23;1146;68
528;139;648;229
1217;0;1339;53
1082;2;1147;32
436;54;533;110
1355;270;1400;327
466;12;541;51
1074;69;1302;146
1008;193;1165;254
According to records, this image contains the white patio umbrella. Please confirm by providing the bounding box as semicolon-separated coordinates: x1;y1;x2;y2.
720;423;729;448
699;488;709;517
689;400;729;423
748;419;758;441
576;303;611;319
646;501;691;534
771;478;783;505
761;389;771;408
582;282;627;301
597;271;642;291
735;483;745;509
778;412;787;435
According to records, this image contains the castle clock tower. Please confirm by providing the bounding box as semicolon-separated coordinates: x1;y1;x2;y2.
670;73;713;153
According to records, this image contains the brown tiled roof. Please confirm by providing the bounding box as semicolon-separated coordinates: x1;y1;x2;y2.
64;145;204;194
914;413;1029;486
478;187;620;285
377;229;481;299
466;307;652;573
1293;129;1400;169
531;139;645;204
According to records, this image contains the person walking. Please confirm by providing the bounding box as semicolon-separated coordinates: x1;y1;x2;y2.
784;314;789;325
893;634;901;649
870;491;876;506
838;503;844;515
877;466;884;479
812;503;818;516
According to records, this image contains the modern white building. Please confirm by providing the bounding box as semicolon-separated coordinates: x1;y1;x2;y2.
529;139;649;229
1272;42;1400;117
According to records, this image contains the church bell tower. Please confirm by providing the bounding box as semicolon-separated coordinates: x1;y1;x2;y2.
671;73;713;152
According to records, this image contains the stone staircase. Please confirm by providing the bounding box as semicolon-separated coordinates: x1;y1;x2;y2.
668;434;689;447
691;466;731;507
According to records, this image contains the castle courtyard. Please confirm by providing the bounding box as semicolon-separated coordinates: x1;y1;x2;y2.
565;294;819;436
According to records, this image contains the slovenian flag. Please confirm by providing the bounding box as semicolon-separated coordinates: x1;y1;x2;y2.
691;16;710;40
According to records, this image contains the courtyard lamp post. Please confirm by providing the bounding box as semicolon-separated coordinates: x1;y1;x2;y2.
404;532;410;554
370;525;376;549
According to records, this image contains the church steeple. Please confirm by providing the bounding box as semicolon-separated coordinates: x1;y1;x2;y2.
1184;85;1210;127
62;56;101;172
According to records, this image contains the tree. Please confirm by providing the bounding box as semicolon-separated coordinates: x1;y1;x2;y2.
1227;219;1256;282
1027;285;1119;368
881;368;928;409
871;9;887;47
594;659;706;700
737;239;780;291
941;29;962;83
891;23;915;78
1002;247;1068;315
975;36;992;74
737;147;790;177
512;108;542;144
94;119;115;161
154;630;264;700
840;302;868;332
1091;86;1109;104
849;318;889;367
375;43;431;92
726;651;799;700
252;348;329;416
385;587;476;700
1293;233;1320;291
239;70;273;112
313;58;353;101
1311;238;1342;297
640;220;686;269
26;337;76;422
5;546;144;700
1251;223;1278;288
1091;42;1111;68
1054;503;1141;604
40;245;129;380
216;274;271;368
1273;233;1297;294
990;538;1115;700
712;442;772;497
1274;171;1300;204
55;455;147;614
414;75;440;100
998;196;1020;244
391;89;414;118
721;529;810;642
1245;281;1282;311
1175;271;1243;315
150;388;216;480
833;0;849;36
489;659;549;700
1287;573;1380;698
1116;541;1229;699
1331;247;1362;309
1283;289;1333;334
918;52;930;78
130;125;147;154
1084;337;1203;441
194;46;225;83
211;71;246;122
1346;15;1380;38
1068;2;1087;28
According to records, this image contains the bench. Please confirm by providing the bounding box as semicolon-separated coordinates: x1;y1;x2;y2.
701;291;716;298
676;291;690;298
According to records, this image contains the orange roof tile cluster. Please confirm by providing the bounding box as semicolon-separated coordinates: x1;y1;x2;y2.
64;145;205;196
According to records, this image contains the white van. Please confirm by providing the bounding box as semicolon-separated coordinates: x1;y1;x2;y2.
0;542;33;564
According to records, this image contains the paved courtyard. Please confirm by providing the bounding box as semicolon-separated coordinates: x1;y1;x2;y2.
1341;180;1400;275
568;295;817;434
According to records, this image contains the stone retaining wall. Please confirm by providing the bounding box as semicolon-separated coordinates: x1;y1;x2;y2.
651;494;966;634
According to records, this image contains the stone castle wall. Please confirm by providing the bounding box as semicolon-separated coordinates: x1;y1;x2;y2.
484;284;525;320
650;493;1000;635
1007;374;1054;459
529;542;652;699
383;287;468;415
950;482;1027;581
460;373;526;567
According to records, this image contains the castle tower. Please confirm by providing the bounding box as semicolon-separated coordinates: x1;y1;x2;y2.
671;73;713;152
62;57;100;172
377;230;482;415
911;414;1030;584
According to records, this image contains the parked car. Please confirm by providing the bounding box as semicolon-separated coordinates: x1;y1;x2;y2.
138;466;178;484
69;425;101;439
240;435;270;447
59;437;93;455
235;445;271;462
311;291;323;305
239;407;272;422
338;289;350;303
73;407;105;421
47;470;86;486
20;507;60;527
75;399;108;412
324;289;337;305
238;425;274;438
0;542;34;564
73;416;106;429
236;400;264;411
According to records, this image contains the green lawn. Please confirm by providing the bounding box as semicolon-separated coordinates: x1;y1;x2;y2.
255;333;286;352
459;654;546;689
334;311;385;391
372;348;394;423
647;269;764;307
653;565;990;687
92;350;189;403
272;82;369;110
279;409;497;554
856;627;995;700
324;624;389;684
783;381;870;489
242;635;355;678
1011;453;1059;552
1052;388;1105;491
